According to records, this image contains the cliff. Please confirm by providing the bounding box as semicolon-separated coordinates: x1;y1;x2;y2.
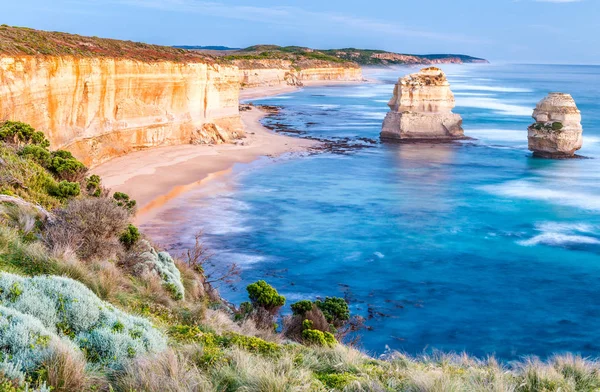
380;67;464;141
0;26;246;167
528;93;583;158
233;59;363;88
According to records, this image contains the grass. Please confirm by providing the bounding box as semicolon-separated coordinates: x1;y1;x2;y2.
0;25;215;63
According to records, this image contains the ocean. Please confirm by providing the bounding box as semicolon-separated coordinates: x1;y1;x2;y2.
143;64;600;359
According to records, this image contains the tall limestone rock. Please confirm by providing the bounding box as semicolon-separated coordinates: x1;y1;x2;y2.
380;67;464;141
528;93;583;158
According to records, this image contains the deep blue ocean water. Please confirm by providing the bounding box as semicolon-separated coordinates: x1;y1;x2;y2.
143;64;600;360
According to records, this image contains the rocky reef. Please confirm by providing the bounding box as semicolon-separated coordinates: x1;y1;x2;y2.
528;93;583;158
380;67;464;141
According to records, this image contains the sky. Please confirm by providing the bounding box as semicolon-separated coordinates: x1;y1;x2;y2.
2;0;599;64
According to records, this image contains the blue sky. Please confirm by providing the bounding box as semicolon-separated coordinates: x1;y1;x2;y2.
2;0;598;63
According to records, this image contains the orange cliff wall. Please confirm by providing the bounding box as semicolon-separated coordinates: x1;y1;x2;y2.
0;56;243;167
235;59;363;88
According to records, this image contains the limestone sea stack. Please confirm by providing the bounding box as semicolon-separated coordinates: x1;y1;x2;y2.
528;93;583;158
380;67;464;141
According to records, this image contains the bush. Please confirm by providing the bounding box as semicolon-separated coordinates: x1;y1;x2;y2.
291;300;314;315
247;280;285;312
113;192;137;213
0;273;167;369
85;175;103;197
48;151;87;182
284;305;330;343
43;197;129;261
47;181;80;199
119;224;140;250
552;121;564;131
316;297;350;327
18;145;51;167
136;242;185;301
0;122;49;148
0;305;62;373
301;324;336;348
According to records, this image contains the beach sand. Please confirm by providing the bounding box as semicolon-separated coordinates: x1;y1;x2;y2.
93;105;317;224
93;79;366;224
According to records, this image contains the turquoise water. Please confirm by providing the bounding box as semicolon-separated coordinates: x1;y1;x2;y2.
144;64;600;359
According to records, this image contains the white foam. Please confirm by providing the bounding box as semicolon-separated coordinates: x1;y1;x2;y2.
481;180;600;211
452;84;533;93
309;104;341;109
361;112;387;120
456;97;531;116
519;233;600;247
374;252;385;259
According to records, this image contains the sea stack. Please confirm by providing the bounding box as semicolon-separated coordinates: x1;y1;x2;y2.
528;93;583;158
380;67;464;141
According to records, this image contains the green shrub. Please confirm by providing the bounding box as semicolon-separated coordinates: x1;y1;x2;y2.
552;122;564;131
0;122;49;148
47;181;80;199
246;280;285;311
316;297;349;326
85;175;102;197
302;327;336;348
18;145;51;167
48;151;87;182
113;192;137;212
316;372;360;389
291;300;314;315
119;224;140;250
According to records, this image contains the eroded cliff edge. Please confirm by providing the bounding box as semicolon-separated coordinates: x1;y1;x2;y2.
0;55;243;167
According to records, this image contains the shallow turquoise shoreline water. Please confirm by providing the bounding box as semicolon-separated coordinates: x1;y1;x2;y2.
144;64;600;359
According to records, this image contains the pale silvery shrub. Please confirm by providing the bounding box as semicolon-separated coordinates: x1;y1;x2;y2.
0;273;167;368
0;305;61;373
137;241;185;300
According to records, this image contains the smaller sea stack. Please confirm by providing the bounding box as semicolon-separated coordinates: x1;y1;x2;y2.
380;67;464;141
528;93;583;158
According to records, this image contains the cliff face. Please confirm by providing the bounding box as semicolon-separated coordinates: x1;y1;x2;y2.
380;67;464;141
528;93;583;158
0;56;243;166
234;59;363;88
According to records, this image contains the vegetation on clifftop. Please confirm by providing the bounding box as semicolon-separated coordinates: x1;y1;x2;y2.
0;25;215;63
194;44;488;67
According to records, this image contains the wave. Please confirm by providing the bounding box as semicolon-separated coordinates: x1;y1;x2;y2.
308;104;341;109
518;221;600;247
454;92;496;97
481;180;600;211
519;233;600;247
361;112;388;120
456;97;532;116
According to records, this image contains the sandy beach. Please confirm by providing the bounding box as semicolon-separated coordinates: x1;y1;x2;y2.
93;105;317;224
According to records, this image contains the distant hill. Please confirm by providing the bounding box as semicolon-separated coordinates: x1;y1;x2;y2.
190;45;489;66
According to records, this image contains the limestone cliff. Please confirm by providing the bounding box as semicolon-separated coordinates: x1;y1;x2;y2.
0;56;243;167
234;59;363;88
528;93;583;158
380;67;464;141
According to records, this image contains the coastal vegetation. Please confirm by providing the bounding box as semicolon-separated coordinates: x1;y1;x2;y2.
1;121;600;391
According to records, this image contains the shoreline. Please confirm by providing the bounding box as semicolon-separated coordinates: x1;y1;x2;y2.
92;105;317;225
239;79;367;101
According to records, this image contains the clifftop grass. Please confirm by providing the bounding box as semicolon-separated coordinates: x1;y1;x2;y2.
0;25;215;63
